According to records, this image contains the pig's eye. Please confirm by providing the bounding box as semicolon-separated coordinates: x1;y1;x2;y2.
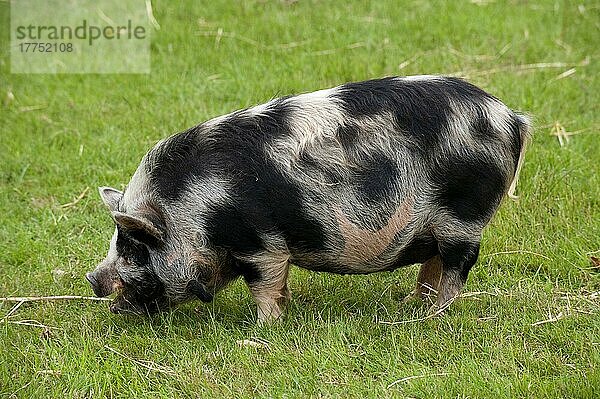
122;256;133;266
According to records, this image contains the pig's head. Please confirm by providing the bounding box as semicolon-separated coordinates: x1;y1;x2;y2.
86;186;215;315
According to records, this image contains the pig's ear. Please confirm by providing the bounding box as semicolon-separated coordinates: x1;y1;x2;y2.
112;211;164;247
186;280;214;303
99;187;123;212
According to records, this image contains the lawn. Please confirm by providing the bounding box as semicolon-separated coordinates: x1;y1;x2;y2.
1;0;599;397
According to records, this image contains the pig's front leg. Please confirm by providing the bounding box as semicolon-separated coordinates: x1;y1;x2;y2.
241;253;291;325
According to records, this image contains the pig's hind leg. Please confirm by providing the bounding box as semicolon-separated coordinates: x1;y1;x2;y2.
428;239;481;315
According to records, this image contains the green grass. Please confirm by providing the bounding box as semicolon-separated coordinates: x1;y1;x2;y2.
1;0;599;397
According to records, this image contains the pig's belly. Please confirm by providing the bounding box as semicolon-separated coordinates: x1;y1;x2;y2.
290;234;438;275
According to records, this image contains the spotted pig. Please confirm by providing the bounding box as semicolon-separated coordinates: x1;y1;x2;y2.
86;76;530;323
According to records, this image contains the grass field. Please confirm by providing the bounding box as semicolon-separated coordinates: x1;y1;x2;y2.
1;0;599;397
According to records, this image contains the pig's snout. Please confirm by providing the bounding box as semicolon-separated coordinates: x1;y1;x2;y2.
85;270;115;297
86;272;103;297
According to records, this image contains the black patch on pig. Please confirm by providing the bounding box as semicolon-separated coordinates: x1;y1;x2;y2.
471;107;495;140
115;228;165;306
433;155;507;224
438;240;481;281
146;97;293;201
234;259;262;285
470;106;522;167
235;159;327;253
390;233;439;268
335;77;404;117
116;226;151;266
144;127;205;201
354;153;397;203
471;103;524;169
204;204;264;255
203;153;328;255
335;124;360;154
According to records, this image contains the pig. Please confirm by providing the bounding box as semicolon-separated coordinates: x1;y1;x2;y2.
86;76;530;323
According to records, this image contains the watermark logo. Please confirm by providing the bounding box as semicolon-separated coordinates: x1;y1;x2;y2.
11;0;151;74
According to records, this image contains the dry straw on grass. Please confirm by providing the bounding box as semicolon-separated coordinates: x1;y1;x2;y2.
0;295;110;303
104;345;176;376
387;372;451;388
60;186;89;209
450;57;590;79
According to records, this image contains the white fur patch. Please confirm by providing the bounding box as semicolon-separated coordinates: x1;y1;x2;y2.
174;175;232;230
122;163;153;213
107;227;119;261
247;98;279;116
483;98;514;136
400;75;441;82
202;113;231;129
286;87;345;151
263;88;349;184
444;99;480;151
